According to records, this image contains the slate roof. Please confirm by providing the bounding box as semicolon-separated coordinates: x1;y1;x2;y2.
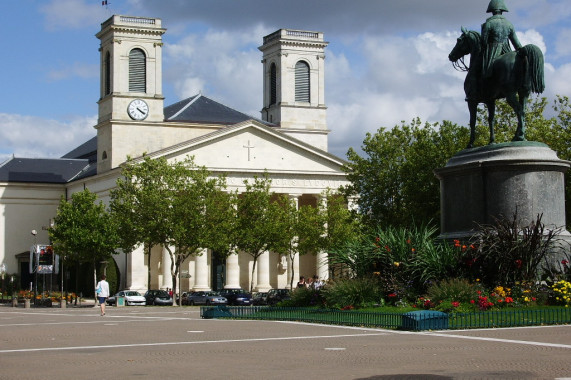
165;94;274;126
0;94;275;184
0;157;90;184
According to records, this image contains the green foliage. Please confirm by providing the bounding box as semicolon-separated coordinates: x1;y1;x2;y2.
110;155;233;298
50;189;119;265
343;118;467;229
235;173;284;292
329;224;459;298
285;286;325;307
427;278;475;304
321;277;383;309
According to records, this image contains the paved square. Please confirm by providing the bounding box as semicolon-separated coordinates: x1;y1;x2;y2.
0;305;570;379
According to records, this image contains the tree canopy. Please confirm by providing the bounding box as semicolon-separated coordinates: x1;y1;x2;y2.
343;96;570;231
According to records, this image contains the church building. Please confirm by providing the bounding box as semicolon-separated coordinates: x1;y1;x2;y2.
0;15;350;293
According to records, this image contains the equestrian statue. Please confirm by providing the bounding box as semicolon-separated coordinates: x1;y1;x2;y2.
448;0;545;149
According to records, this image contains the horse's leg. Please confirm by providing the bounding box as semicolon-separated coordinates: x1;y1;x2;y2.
506;92;526;141
486;100;496;144
467;101;478;148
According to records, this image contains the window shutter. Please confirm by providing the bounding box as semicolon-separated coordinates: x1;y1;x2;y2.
129;48;146;93
270;63;277;105
104;52;111;95
295;61;309;102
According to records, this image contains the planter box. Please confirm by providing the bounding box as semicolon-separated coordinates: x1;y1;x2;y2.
201;306;233;319
402;310;449;331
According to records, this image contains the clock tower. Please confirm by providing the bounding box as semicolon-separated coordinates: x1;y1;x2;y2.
95;15;166;173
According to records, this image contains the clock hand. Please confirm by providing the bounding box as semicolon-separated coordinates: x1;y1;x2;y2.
137;107;146;114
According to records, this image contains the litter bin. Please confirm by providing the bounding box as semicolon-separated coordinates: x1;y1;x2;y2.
116;296;125;307
201;305;232;319
402;310;448;331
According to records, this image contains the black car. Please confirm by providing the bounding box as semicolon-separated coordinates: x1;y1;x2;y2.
144;290;173;306
219;288;252;306
267;288;291;305
252;292;268;305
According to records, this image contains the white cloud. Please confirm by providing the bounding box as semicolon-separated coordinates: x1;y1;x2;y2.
0;113;96;163
518;29;547;54
40;0;108;31
554;28;571;57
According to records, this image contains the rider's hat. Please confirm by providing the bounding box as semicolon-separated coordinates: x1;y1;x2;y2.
486;0;509;13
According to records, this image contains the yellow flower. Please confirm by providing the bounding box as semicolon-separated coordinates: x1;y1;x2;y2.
393;261;400;267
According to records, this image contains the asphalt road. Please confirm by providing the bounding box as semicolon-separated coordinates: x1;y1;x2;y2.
0;304;570;380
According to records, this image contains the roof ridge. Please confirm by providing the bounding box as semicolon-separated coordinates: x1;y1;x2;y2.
167;94;201;120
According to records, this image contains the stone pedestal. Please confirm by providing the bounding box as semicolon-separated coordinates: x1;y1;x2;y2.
435;142;570;242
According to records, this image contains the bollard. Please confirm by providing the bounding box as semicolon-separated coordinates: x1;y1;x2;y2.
12;298;17;307
24;299;31;309
60;299;66;309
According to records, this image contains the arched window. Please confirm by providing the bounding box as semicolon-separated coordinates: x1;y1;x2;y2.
104;51;111;96
295;61;310;102
270;63;277;106
129;48;146;92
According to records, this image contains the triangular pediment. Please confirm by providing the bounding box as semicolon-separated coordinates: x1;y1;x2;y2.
136;120;347;175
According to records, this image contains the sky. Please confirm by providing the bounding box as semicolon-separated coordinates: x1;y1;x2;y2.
1;0;570;163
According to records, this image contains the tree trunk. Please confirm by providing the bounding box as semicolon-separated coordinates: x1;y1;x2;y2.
249;256;258;293
146;244;152;290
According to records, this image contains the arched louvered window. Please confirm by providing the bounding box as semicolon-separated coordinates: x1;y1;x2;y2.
129;48;146;93
270;63;277;106
104;51;111;96
295;61;310;102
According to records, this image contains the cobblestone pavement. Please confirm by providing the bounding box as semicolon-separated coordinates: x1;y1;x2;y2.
0;304;570;380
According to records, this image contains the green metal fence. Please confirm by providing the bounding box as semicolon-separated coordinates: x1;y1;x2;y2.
200;305;571;331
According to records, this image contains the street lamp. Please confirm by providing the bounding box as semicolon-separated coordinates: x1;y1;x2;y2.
0;263;6;300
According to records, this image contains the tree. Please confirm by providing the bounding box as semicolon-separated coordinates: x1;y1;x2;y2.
111;155;232;303
343;118;467;229
49;189;119;295
110;155;176;289
235;174;283;292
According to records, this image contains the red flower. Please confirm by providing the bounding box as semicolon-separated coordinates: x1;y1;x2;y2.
454;239;461;248
505;297;513;303
385;245;391;252
470;300;475;304
388;293;397;298
477;290;482;295
562;260;569;265
452;301;460;307
515;259;523;269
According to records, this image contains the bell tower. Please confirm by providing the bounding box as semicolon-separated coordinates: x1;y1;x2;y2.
259;29;329;151
95;15;166;173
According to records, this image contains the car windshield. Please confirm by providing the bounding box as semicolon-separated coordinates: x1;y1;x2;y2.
205;292;220;296
155;290;169;297
126;291;141;296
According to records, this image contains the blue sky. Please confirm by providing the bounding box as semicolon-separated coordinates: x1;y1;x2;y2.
1;0;570;162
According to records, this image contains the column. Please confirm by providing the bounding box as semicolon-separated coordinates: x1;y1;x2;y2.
315;194;329;281
161;246;173;290
225;252;240;289
126;244;147;291
255;251;271;292
287;194;302;289
193;249;210;291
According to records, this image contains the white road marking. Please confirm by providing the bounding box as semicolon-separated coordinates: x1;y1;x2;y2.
0;333;386;353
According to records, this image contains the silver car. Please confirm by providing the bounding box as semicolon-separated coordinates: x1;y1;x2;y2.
183;291;227;306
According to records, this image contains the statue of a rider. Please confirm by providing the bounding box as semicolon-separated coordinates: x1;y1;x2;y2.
481;0;522;78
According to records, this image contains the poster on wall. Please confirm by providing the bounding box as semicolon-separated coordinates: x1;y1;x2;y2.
29;245;59;274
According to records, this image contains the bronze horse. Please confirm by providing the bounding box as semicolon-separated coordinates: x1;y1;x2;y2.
448;27;544;148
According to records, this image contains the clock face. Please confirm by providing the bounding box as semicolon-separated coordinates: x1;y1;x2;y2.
127;99;149;120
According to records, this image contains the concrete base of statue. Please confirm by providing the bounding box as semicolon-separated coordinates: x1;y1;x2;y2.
435;141;570;247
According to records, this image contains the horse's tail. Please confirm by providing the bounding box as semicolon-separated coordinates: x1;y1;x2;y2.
521;45;545;94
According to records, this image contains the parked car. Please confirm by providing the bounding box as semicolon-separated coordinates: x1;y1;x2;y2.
219;288;252;306
252;292;268;305
267;288;291;305
183;291;227;306
107;290;146;306
144;290;173;306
